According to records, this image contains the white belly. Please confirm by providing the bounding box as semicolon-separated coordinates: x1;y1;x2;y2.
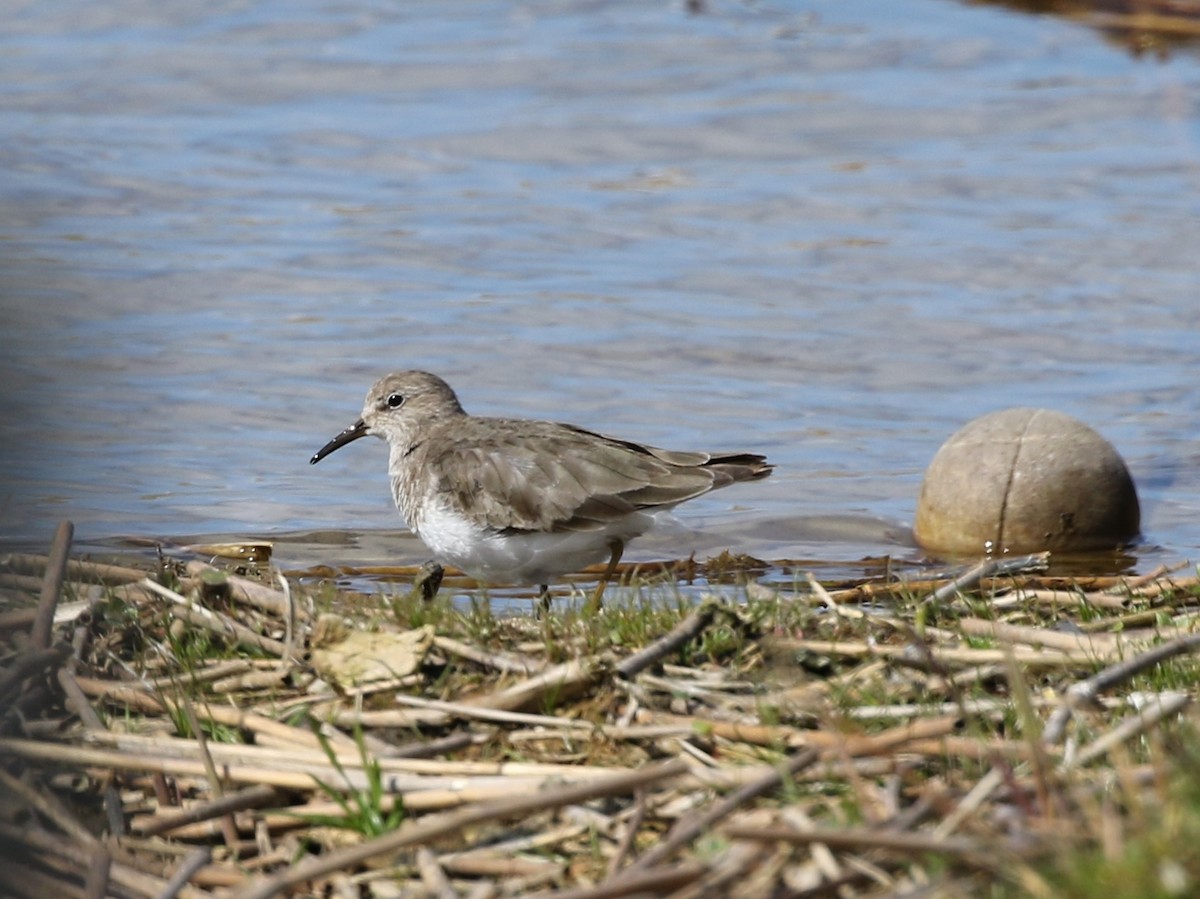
414;503;657;586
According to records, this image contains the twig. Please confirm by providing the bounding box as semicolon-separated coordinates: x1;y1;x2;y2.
837;697;1047;721
416;847;460;899
933;766;1007;840
638;711;960;757
276;570;296;663
76;730;628;781
1102;562;1192;594
180;696;241;854
721;823;987;857
1115;571;1199;600
0;859;87;899
0;644;72;710
442;854;562;879
471;655;612;712
1000;643;1056;821
622;748;819;875
0;819;190;899
384;731;480;759
1042;630;1200;745
182;560;311;622
433;634;543;674
779;806;842;881
140;579;289;657
231;757;690;899
770;638;1109;669
57;668;126;833
157;847;213;899
1064;691;1191;770
955;617;1126;654
0;767;98;847
925;553;1050;605
386;693;600;730
526;862;708;899
1;551;146;585
615;600;722;679
1002;588;1128;611
607;789;646;876
808;573;888;624
83;843;110;899
139;783;280;837
32;521;74;649
72;675;347;751
463;884;499;899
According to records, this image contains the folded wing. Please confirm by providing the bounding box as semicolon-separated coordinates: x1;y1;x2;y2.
425;420;771;534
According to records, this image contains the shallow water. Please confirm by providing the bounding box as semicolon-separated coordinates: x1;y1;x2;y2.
2;0;1198;585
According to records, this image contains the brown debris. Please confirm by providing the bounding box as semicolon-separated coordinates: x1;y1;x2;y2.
1;521;1200;896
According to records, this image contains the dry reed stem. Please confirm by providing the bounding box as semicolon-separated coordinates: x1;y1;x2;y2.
139;579;289;657
526;862;709;899
1043;629;1200;744
1065;691;1191;770
722;822;988;857
1;551;149;585
182;560;310;622
469;654;613;711
0;819;199;899
137;783;281;837
768;638;1114;668
31;520;73;649
231;757;690;899
70;675;340;750
626;748;820;875
615;599;722;678
0;643;72;708
432;633;543;674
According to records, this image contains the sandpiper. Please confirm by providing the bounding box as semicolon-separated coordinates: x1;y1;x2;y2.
311;371;772;606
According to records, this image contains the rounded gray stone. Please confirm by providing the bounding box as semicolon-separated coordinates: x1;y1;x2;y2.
914;408;1140;556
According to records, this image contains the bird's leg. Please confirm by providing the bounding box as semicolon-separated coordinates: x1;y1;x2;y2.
586;539;624;614
537;584;552;616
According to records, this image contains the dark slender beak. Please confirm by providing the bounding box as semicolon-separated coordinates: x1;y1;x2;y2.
310;419;369;464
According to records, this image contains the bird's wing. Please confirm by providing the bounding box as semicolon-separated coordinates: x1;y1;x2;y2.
424;420;723;533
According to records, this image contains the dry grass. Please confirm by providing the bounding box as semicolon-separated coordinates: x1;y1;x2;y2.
2;521;1200;898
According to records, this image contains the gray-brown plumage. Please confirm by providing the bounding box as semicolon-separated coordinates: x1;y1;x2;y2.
312;371;772;603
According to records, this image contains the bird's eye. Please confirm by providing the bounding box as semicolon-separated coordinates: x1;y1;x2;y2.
386;393;405;409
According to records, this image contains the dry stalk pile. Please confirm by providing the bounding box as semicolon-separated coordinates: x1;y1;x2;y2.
2;522;1199;897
